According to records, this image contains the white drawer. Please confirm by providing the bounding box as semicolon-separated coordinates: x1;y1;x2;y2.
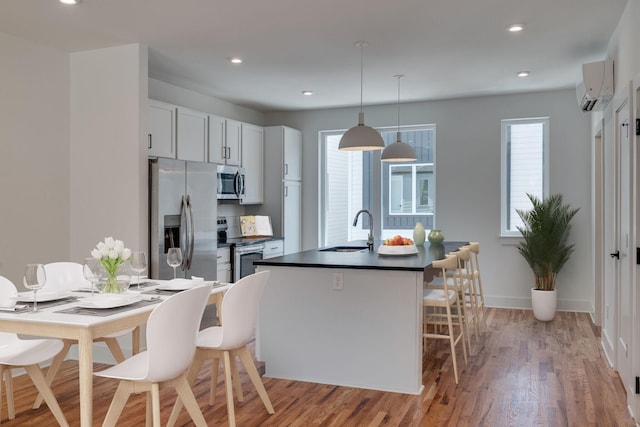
217;247;231;264
263;239;284;259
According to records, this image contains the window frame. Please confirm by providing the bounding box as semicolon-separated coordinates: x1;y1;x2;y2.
500;117;550;237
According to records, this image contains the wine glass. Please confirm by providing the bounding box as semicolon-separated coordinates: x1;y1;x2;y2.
82;257;102;296
130;251;148;289
23;264;46;312
166;248;182;279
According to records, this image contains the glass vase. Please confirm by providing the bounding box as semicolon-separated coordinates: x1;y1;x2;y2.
99;262;131;294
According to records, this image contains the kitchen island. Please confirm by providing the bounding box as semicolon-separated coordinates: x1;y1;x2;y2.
254;240;465;395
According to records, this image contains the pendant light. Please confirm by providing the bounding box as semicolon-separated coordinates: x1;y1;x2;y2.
338;41;385;151
381;75;417;162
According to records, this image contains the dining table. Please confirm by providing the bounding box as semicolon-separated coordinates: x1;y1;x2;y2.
0;280;229;427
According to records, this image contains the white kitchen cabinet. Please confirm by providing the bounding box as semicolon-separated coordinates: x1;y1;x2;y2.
210;117;241;166
240;123;264;204
282;127;302;181
148;100;176;158
216;246;231;282
176;107;208;162
247;126;302;254
283;181;302;254
208;114;226;164
263;238;284;259
264;126;302;181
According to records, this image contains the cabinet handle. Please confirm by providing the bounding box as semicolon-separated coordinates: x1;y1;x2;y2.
284;163;288;176
285;185;288;197
226;146;231;159
148;134;152;149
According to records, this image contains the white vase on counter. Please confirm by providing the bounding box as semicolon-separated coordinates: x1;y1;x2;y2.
413;222;426;246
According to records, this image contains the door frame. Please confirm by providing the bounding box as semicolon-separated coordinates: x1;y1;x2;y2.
614;90;632;403
632;73;640;421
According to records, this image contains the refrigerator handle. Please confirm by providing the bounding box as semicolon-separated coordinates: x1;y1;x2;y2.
186;195;195;270
180;195;189;271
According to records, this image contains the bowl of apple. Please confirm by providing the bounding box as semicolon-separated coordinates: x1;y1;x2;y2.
377;235;419;256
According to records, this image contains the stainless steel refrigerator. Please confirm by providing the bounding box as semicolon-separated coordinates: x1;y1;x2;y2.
149;158;217;280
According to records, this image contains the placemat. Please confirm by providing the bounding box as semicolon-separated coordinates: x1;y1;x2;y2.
142;282;227;297
54;298;161;317
24;296;79;309
142;289;182;296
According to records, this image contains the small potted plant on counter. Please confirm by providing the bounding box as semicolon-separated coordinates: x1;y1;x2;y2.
516;193;579;321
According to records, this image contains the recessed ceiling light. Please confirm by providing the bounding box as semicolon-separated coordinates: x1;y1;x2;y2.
229;57;243;64
302;90;313;96
507;24;524;32
59;0;79;4
517;71;530;77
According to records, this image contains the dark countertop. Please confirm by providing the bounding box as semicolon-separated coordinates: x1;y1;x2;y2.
254;240;467;272
218;236;283;249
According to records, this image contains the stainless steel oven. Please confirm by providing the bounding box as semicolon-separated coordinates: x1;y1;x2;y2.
233;242;265;282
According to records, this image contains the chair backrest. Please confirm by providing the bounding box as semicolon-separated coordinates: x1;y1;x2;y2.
431;255;457;290
145;284;211;382
44;262;88;292
0;275;17;297
0;276;20;344
465;242;481;273
449;248;471;279
219;270;270;350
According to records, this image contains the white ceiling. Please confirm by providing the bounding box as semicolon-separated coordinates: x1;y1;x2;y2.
0;0;628;112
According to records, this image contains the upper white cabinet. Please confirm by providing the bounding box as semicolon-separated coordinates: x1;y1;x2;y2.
247;125;302;254
176;107;208;162
208;114;226;164
225;119;242;166
263;126;302;181
148;100;176;158
282;127;302;181
209;116;241;166
241;123;264;204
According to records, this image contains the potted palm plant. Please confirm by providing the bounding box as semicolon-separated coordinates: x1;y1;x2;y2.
516;193;579;321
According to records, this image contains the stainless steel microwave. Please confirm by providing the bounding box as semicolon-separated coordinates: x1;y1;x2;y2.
217;165;245;201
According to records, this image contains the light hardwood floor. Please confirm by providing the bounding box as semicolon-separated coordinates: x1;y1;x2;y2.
0;308;635;426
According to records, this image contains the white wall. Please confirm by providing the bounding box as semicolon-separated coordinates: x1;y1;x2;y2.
149;78;265;125
266;89;592;311
0;32;70;287
69;44;148;262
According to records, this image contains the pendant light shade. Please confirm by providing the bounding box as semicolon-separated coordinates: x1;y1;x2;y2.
381;75;417;162
339;42;384;151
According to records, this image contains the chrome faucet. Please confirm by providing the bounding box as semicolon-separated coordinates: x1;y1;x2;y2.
353;209;374;251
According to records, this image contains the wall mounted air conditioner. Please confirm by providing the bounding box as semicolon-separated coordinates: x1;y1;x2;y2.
576;60;614;112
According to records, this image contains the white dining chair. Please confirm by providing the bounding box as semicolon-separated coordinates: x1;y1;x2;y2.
94;284;211;427
32;262;134;409
0;275;69;426
167;270;274;427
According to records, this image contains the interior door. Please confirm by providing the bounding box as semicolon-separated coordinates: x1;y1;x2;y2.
616;99;633;397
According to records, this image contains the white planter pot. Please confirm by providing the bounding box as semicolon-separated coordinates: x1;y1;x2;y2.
531;288;557;321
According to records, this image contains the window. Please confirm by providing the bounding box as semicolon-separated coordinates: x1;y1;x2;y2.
320;125;435;247
388;164;434;214
381;127;435;234
501;117;549;236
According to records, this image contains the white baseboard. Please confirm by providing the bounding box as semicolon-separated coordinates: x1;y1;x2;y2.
485;295;592;312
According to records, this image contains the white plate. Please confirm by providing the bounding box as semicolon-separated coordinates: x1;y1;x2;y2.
377;244;419;256
78;294;142;309
157;279;201;291
16;291;72;303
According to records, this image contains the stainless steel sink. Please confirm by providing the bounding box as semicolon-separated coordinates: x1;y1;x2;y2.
319;246;369;253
